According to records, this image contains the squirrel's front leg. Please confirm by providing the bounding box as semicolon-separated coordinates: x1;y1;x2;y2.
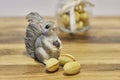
42;39;60;58
42;39;58;52
35;47;50;64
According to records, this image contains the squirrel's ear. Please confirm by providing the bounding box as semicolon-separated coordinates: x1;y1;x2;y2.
26;12;39;19
26;12;44;23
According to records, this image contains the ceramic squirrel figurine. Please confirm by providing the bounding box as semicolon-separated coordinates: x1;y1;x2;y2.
25;12;62;64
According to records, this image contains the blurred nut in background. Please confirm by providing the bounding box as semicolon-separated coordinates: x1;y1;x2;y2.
74;11;81;22
75;5;84;13
76;21;84;30
80;12;89;21
60;13;70;28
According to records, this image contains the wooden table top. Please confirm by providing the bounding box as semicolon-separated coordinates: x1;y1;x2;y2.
0;17;120;80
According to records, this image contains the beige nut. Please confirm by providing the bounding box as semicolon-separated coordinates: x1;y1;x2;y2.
60;14;70;28
76;21;84;30
75;5;84;13
74;11;81;22
63;62;81;75
80;12;89;21
46;58;59;72
59;54;76;66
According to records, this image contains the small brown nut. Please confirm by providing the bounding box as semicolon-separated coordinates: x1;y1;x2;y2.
46;58;59;72
74;11;80;22
80;12;89;21
76;21;84;29
59;54;76;66
63;62;81;75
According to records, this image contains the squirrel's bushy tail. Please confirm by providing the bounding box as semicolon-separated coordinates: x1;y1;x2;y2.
25;12;44;58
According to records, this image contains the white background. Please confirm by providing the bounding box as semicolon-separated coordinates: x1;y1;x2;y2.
0;0;120;17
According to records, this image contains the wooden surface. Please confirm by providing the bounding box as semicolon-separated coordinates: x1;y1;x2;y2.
0;17;120;80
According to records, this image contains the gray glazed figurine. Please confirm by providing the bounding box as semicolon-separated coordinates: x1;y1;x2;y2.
25;12;62;64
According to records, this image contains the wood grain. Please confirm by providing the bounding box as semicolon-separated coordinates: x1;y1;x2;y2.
0;17;120;80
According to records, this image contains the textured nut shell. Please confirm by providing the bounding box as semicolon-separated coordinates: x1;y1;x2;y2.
80;12;89;21
61;14;70;27
46;58;59;72
74;11;80;22
63;62;81;75
75;5;84;13
59;54;76;66
76;21;84;29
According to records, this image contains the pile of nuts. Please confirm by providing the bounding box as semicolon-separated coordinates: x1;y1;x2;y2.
59;1;90;30
45;54;81;75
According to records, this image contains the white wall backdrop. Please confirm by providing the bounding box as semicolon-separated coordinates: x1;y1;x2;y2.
0;0;120;17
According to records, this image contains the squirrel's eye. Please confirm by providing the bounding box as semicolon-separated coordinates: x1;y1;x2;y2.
45;25;50;29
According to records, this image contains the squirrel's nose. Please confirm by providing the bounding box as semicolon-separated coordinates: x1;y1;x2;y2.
53;40;60;48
